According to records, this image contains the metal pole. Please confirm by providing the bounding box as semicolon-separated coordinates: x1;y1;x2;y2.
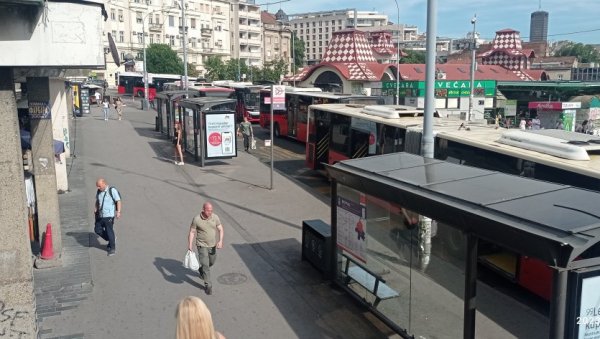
143;18;149;110
292;32;296;87
393;0;400;105
270;85;274;190
468;15;477;122
549;269;568;339
181;0;188;95
422;0;436;159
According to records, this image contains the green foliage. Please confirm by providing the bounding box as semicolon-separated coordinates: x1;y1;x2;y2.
400;50;426;64
145;43;199;77
145;44;183;74
555;42;600;63
292;34;305;71
203;57;289;84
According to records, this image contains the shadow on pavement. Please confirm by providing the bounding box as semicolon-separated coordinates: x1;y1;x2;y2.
66;231;106;251
232;239;394;339
153;257;204;289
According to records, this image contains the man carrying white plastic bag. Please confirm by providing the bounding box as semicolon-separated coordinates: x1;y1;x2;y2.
183;250;199;271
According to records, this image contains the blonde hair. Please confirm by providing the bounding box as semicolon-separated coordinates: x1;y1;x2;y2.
176;296;217;339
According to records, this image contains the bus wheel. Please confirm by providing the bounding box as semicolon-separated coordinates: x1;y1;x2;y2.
137;90;144;98
274;123;280;138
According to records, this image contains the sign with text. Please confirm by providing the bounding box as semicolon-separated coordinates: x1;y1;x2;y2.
383;80;496;97
272;85;286;110
204;112;236;158
29;101;51;119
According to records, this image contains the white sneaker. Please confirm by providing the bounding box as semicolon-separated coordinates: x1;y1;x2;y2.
178;162;184;166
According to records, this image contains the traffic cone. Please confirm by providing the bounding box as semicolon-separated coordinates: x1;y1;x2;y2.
40;223;54;260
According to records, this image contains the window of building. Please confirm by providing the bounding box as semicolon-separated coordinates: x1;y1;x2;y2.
149;34;154;44
325;27;329;32
136;12;142;24
155;14;160;24
119;31;124;43
312;22;316;27
312;48;315;53
192;39;197;48
319;28;322;33
169;15;174;27
118;9;123;22
319;41;322;46
319;34;322;40
121;52;125;61
169;35;175;46
137;32;143;44
136;51;143;60
312;35;316;41
110;9;115;21
294;23;298;28
112;30;117;39
300;23;303;28
191;18;196;29
312;28;315;33
319;21;322;27
300;29;303;35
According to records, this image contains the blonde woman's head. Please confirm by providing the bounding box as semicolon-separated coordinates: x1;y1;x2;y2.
175;296;216;339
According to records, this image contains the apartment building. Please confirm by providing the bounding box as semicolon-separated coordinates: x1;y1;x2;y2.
230;0;263;68
103;0;230;81
288;9;388;65
262;10;293;74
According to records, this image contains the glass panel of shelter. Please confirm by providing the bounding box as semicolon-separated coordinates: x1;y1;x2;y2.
335;184;550;338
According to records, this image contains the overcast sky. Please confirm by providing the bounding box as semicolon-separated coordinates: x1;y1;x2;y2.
269;0;599;44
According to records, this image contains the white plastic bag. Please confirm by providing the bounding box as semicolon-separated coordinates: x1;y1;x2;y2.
183;250;199;271
251;137;257;150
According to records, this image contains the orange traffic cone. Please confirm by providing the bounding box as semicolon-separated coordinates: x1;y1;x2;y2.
40;223;54;260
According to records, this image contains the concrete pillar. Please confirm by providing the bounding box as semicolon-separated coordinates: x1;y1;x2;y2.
0;68;38;338
28;77;63;268
50;78;69;192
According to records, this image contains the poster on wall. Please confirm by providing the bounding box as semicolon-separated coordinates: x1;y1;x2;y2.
336;195;367;262
204;112;236;158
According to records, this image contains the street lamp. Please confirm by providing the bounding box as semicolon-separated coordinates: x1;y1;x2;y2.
467;14;477;122
142;11;154;111
180;0;189;94
393;0;400;105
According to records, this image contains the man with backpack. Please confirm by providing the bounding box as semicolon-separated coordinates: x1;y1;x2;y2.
94;178;122;256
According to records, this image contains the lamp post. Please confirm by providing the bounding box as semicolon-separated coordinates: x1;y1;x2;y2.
142;12;153;111
181;0;188;94
467;14;477;122
393;0;400;105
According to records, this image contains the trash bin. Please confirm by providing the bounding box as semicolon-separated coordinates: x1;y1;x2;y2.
301;219;332;276
155;116;159;132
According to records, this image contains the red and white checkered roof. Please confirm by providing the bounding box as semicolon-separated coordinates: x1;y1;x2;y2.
322;30;377;63
479;28;534;71
369;31;397;56
492;29;523;50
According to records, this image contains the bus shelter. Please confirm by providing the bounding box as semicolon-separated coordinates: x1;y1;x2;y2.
154;90;199;138
528;101;582;131
325;152;600;339
178;98;237;166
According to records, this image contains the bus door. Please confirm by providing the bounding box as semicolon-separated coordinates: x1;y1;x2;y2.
348;118;376;160
287;94;298;138
306;109;331;170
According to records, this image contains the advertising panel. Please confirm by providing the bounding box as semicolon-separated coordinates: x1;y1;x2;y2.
204;112;236;158
336;195;367;262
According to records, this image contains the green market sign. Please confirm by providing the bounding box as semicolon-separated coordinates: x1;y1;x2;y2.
383;80;496;97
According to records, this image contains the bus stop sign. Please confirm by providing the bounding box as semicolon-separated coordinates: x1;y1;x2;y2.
272;85;286;110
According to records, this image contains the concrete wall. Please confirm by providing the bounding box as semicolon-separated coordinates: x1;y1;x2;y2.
0;68;37;338
50;79;69;191
0;2;104;67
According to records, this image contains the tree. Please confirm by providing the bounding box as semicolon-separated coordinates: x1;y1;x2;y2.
144;43;200;78
400;50;426;64
203;57;288;83
145;44;184;74
292;34;305;71
555;42;600;63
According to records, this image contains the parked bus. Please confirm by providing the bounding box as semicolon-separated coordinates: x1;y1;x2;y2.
117;72;194;96
307;103;600;300
116;72;142;95
259;87;384;143
189;86;235;98
212;81;265;122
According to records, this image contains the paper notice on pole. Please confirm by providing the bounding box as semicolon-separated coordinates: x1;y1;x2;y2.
265;139;272;147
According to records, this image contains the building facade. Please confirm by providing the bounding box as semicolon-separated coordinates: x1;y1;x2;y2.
529;10;549;42
230;0;262;69
288;9;388;65
261;11;293;74
103;0;231;81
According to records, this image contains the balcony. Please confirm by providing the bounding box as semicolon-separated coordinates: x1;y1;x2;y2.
149;24;162;32
201;27;212;36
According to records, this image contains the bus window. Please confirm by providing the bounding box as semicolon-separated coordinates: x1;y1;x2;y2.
330;114;351;155
379;125;405;154
350;129;369;159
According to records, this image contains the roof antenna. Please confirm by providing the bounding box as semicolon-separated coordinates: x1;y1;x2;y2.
539;0;542;10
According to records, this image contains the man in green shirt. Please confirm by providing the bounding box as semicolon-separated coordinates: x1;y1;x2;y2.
188;202;224;295
237;116;254;152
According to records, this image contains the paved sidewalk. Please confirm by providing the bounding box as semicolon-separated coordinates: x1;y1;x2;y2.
33;97;398;338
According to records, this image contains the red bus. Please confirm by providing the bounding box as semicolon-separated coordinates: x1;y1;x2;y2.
189;86;235;99
259;87;384;143
116;72;142;95
213;81;265;122
132;81;157;101
307;103;600;301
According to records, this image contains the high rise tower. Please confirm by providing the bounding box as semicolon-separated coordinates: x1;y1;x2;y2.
529;9;549;42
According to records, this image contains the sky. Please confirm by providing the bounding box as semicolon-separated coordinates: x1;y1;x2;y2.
267;0;600;44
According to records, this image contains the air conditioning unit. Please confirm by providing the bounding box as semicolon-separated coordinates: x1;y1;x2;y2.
118;15;124;22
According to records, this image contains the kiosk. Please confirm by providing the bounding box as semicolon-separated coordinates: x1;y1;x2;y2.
178;98;237;166
326;152;600;339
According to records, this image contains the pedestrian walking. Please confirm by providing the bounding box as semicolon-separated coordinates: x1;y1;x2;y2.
236;116;254;152
102;98;110;121
175;296;226;339
174;122;184;165
187;202;224;295
115;97;124;121
94;178;122;256
94;91;101;107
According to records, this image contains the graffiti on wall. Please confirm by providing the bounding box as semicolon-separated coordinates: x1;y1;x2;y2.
0;300;31;338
